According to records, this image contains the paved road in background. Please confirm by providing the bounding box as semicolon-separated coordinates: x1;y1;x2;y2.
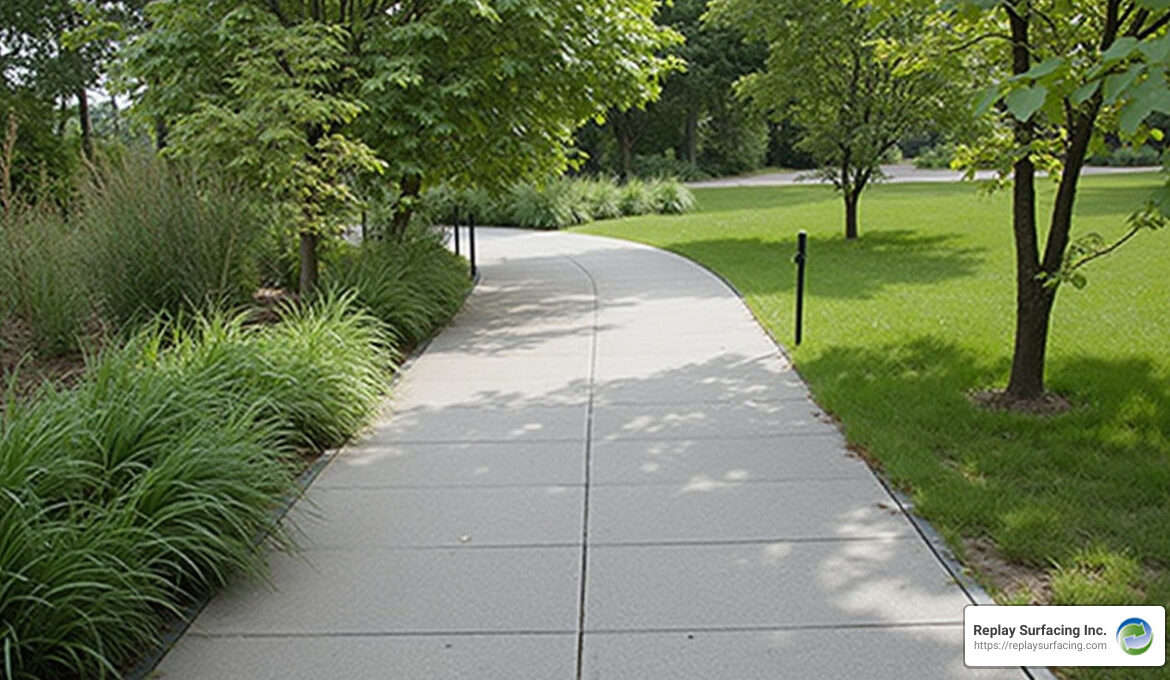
687;163;1158;188
156;229;1030;679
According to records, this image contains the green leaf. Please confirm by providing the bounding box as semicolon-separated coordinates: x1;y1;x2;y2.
1024;57;1065;80
1103;69;1141;103
1138;33;1170;64
1119;101;1153;136
973;85;1000;116
1135;0;1170;9
1005;85;1047;121
1102;37;1139;64
1071;81;1099;105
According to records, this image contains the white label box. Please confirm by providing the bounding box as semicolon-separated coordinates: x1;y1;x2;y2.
965;605;1165;667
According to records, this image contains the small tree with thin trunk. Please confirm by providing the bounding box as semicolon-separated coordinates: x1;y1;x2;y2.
708;0;958;239
928;0;1170;402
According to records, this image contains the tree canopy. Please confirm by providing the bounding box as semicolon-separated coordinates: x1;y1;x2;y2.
124;0;680;288
708;0;961;238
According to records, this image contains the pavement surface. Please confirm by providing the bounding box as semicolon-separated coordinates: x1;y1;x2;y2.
155;229;1031;679
686;163;1159;188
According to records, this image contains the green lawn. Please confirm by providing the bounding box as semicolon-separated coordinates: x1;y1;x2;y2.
578;176;1169;679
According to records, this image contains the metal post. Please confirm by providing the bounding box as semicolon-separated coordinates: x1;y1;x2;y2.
453;210;461;256
794;230;807;346
468;214;477;280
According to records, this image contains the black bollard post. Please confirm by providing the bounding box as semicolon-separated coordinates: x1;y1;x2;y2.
469;214;477;280
453;208;461;256
794;230;807;346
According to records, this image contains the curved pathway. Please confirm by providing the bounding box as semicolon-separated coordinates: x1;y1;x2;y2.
157;229;1029;679
687;163;1158;188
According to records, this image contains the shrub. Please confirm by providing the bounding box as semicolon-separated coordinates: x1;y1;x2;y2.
81;154;268;326
630;153;708;181
1087;145;1162;167
618;178;654;216
252;294;395;449
0;336;293;679
419;176;696;230
913;144;957;169
505;182;578;229
646;178;697;215
581;178;623;220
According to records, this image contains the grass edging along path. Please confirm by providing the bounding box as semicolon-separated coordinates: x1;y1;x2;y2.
578;174;1168;680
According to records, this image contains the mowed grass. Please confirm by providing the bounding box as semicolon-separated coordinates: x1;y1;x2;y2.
579;175;1169;674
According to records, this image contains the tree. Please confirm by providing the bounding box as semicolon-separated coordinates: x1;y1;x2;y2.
920;0;1170;401
126;2;382;293
707;0;959;239
656;0;766;167
351;0;680;232
125;0;680;289
583;0;765;179
1;0;144;162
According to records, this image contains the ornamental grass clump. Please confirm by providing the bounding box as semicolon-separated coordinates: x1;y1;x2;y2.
646;178;697;215
0;294;394;679
81;153;267;327
330;230;471;348
0;206;90;356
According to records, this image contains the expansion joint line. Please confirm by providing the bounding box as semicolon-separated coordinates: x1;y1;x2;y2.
562;254;599;680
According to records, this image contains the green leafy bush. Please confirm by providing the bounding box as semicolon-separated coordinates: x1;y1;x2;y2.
329;231;471;348
504;181;582;229
1087;145;1162;167
630;153;708;181
913;144;957;169
420;176;695;229
0;295;393;678
618;178;654;216
647;178;698;215
82;154;268;326
581;178;623;220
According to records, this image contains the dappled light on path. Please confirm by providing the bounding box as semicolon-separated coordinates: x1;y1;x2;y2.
158;228;1025;680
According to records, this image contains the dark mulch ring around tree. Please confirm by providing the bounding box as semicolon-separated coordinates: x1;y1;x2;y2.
970;389;1073;416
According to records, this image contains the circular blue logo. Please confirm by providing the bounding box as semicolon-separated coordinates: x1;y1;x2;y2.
1117;618;1153;656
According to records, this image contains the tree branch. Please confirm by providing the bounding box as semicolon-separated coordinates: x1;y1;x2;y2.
1133;11;1170;39
1067;223;1143;272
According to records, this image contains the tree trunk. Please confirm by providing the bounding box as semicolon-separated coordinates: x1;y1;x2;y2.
612;112;635;180
843;191;859;240
391;173;422;240
298;231;319;294
109;92;121;137
1006;274;1055;399
155;116;169;150
77;87;93;160
1004;4;1046;400
684;107;699;166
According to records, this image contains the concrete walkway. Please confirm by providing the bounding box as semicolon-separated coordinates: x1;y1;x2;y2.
156;229;1027;679
687;162;1158;188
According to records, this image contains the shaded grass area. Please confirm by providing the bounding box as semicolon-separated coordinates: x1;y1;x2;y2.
580;175;1169;680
